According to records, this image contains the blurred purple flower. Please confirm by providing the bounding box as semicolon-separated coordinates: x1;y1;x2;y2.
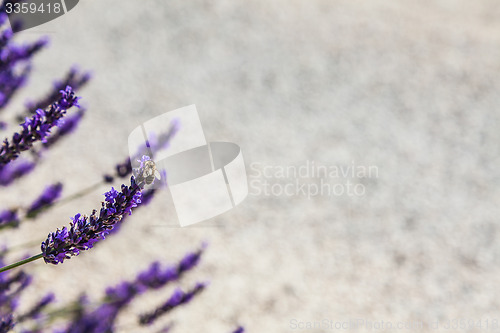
0;209;18;228
0;268;32;316
0;36;47;73
26;182;63;218
0;64;30;110
137;246;205;289
139;282;207;325
0;13;47;112
63;246;205;332
0;158;35;186
103;246;205;306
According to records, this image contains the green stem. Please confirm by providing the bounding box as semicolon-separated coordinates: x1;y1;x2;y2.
0;253;43;274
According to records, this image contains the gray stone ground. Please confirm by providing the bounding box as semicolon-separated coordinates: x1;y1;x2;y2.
2;1;500;332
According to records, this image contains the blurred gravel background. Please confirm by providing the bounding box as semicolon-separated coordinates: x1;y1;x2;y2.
2;0;500;332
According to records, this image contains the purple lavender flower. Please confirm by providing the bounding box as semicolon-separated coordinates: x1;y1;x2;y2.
0;111;85;187
137;155;151;167
0;86;80;166
138;282;207;325
108;188;156;235
65;246;206;328
103;246;205;305
20;68;91;121
26;182;63;218
63;246;205;332
73;249;207;329
231;326;245;333
41;169;150;265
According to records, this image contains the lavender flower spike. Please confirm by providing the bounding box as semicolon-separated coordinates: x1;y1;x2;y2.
41;158;153;265
137;245;206;289
23;67;91;117
64;246;205;332
138;282;207;325
0;86;80;166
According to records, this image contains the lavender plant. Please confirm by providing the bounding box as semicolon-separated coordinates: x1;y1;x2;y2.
0;85;80;166
0;4;244;333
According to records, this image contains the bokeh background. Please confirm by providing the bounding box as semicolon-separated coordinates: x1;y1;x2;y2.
2;0;500;332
